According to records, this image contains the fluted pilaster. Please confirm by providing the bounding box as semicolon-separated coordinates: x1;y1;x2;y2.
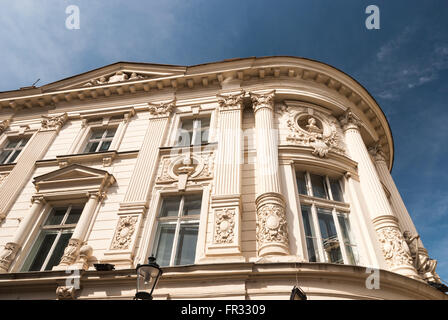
0;114;67;222
207;92;244;257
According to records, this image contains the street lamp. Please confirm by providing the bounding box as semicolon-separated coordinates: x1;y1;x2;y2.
134;256;163;300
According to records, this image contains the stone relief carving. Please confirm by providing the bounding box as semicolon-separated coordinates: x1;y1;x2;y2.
148;100;176;117
403;231;441;283
339;108;361;131
59;238;82;266
281;105;345;157
0;173;8;187
156;152;215;184
214;208;236;244
82;71;151;87
41;113;68;131
110;216;139;250
56;286;76;300
376;227;414;269
0;119;10;134
0;242;19;272
256;203;289;247
368;142;387;162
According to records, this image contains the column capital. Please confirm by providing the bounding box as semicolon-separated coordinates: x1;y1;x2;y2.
249;90;275;113
31;195;46;204
86;191;106;201
148;99;176;118
339;108;362;131
217;91;245;112
368;142;387;163
40;113;68;132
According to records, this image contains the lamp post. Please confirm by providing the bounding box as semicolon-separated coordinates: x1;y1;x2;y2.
134;256;163;300
290;286;307;300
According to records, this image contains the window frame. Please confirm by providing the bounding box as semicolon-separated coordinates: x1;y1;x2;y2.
152;194;202;267
82;126;117;154
174;116;211;147
21;204;84;272
0;136;31;165
296;170;358;265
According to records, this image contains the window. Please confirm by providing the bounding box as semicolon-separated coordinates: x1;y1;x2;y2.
153;194;201;266
0;137;30;164
176;118;210;147
296;171;358;265
21;205;84;272
83;127;116;153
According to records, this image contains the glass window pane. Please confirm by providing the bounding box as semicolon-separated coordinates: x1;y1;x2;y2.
91;129;105;140
317;208;342;263
310;174;328;199
160;197;181;217
8;150;21;163
27;232;57;271
200;128;209;144
296;171;308;195
84;141;99;153
45;231;73;271
65;206;84;224
45;208;67;226
0;150;12;164
99;140;111;151
301;205;319;262
177;129;192;147
105;128;116;138
330;180;343;202
5;140;18;148
155;224;176;267
19;138;29;147
175;224;199;265
183;195;202;216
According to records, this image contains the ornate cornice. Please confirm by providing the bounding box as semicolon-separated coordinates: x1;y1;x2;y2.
250;90;275;113
148;99;176;118
217;91;245;111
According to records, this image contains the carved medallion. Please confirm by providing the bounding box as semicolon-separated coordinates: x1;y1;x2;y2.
214;208;236;244
281;105;345;157
256;203;289;246
110;215;138;250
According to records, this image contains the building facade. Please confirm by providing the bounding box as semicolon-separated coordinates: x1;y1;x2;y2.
0;56;445;300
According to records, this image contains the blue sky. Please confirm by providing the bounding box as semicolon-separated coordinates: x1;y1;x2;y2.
0;0;447;281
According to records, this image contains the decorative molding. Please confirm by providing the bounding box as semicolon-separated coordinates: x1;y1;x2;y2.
249;90;275;113
56;286;76;300
58;238;83;266
110;215;139;250
0;242;19;273
0;172;9;187
216;91;245;111
148;99;176;118
281;105;345;158
40;113;68;132
213;208;236;244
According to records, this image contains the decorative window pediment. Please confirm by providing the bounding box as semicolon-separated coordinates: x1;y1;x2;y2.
33;164;115;199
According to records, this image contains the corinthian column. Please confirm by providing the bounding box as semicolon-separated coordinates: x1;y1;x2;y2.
0;196;46;273
368;144;423;247
206;92;245;258
340;109;418;278
250;91;289;257
0;113;67;222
